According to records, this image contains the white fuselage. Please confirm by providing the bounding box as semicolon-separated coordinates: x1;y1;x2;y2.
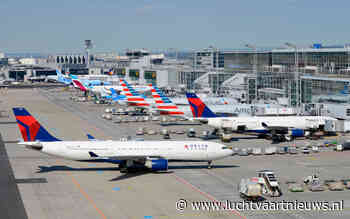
29;140;232;162
207;116;337;131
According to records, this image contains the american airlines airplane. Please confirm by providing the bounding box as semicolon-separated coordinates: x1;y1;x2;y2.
13;108;233;172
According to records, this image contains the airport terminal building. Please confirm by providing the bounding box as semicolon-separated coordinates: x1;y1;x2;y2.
2;45;350;107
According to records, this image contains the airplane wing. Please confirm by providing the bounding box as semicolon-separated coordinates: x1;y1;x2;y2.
88;151;164;161
261;122;293;131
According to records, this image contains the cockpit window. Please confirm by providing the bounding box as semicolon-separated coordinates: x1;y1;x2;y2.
222;146;231;150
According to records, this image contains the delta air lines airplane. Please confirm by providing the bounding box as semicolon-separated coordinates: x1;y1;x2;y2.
13;108;233;172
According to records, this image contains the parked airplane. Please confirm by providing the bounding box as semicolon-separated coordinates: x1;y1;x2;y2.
103;88;126;102
47;69;114;87
149;84;185;115
69;74;111;87
145;85;240;117
149;90;253;118
46;70;72;85
185;93;337;142
119;79;150;107
13;108;232;171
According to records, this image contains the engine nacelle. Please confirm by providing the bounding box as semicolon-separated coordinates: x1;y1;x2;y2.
145;159;168;171
288;129;304;137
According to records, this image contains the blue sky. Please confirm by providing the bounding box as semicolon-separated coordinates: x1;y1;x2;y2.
1;0;349;53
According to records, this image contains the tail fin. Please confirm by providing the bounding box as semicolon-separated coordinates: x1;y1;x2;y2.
110;88;117;96
56;70;71;85
72;79;87;92
12;108;61;142
186;93;218;118
56;69;63;77
110;88;126;101
120;79;149;106
87;134;97;141
149;84;184;115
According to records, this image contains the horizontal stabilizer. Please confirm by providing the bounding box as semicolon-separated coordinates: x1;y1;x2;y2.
88;151;99;157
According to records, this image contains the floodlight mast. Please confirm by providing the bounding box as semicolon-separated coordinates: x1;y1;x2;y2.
85;40;93;68
285;42;301;110
245;44;258;105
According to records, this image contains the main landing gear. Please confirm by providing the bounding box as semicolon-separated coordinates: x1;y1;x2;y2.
208;160;212;169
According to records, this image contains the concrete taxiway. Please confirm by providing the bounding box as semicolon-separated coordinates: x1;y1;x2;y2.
1;87;350;219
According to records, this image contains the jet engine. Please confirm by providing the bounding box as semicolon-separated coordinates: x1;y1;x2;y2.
145;159;168;171
288;129;305;137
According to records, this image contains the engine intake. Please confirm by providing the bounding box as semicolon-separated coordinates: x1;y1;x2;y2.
145;159;168;171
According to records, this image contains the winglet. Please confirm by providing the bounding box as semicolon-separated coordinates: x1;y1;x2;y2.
87;134;96;140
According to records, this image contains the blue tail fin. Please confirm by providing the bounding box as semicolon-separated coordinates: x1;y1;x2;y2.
56;69;63;77
87;134;96;141
13;108;61;142
185;93;218;118
110;88;126;101
56;70;72;85
110;88;118;97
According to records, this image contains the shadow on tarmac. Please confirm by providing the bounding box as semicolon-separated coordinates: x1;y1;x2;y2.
37;164;239;174
37;165;119;173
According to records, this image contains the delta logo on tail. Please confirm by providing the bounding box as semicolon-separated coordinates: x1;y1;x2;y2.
13;108;60;142
186;93;218;118
148;84;184;115
119;80;149;106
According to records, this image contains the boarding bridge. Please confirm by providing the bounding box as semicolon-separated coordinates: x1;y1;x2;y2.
193;72;210;90
221;73;247;90
193;71;236;93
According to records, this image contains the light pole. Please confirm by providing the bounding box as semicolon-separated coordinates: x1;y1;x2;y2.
245;44;258;104
84;40;93;69
285;42;301;112
214;47;220;94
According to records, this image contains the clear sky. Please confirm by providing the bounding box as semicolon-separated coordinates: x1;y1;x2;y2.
1;0;349;53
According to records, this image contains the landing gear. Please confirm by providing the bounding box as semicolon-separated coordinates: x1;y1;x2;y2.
210;128;219;136
271;134;286;143
208;161;212;169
